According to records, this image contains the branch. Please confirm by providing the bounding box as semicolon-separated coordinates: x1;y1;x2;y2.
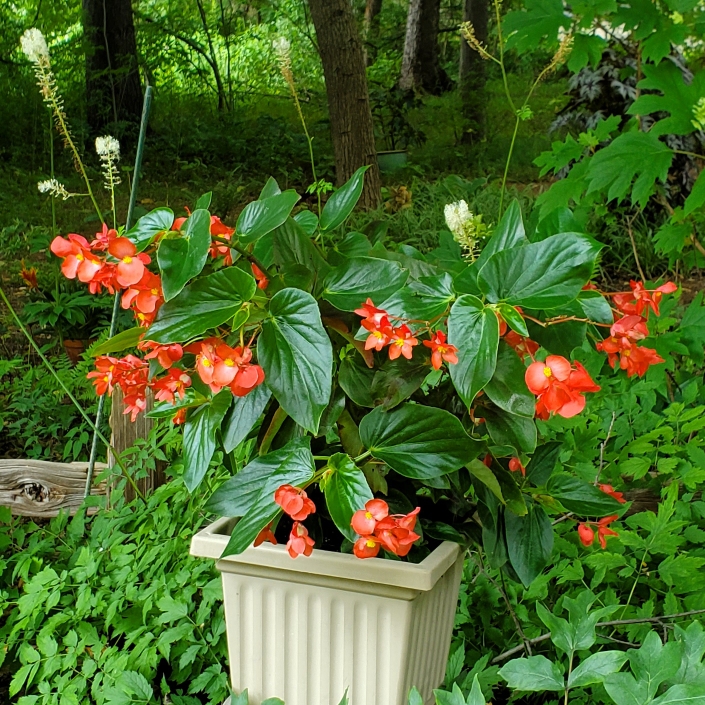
492;608;705;664
211;235;273;279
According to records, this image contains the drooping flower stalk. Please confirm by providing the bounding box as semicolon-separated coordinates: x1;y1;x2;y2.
96;135;121;227
20;28;103;222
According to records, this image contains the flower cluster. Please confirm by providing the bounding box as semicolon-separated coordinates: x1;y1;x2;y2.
272;485;317;558
443;200;487;257
596;281;675;378
355;299;458;368
185;338;265;397
525;355;600;420
350;499;420;559
578;514;619;549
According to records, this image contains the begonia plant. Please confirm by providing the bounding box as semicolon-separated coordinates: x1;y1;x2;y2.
50;172;676;583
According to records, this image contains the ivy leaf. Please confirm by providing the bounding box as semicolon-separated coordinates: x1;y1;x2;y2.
221;438;315;556
323;453;373;541
359;403;481;480
147;267;257;344
585;131;674;207
258;288;333;434
447;295;500;407
503;0;569;51
157;209;212;301
183;390;233;492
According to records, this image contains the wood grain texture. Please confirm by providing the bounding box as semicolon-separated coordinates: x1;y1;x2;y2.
0;459;107;517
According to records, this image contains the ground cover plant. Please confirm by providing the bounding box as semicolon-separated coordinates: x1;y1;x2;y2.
2;0;705;703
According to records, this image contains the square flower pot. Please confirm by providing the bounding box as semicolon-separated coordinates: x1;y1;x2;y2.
191;518;464;705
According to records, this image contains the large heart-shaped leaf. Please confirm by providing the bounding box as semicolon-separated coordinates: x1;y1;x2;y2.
380;273;455;321
258;288;333;434
272;218;330;278
146;267;257;344
125;207;174;252
237;190;300;244
477;232;602;310
484;406;537;454
320;165;369;231
485;341;535;417
322;257;408;312
447;295;500;407
220;438;315;556
547;474;625;516
183;389;232;492
359;404;481;479
505;504;554;587
222;384;272;454
157;209;212;301
323;453;373;541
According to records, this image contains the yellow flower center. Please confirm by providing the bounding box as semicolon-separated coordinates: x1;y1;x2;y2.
366;539;376;548
543;367;552;378
123;256;133;264
437;345;446;354
202;359;212;367
394;338;405;347
76;253;84;261
224;359;234;367
373;331;383;339
365;511;373;520
151;288;159;295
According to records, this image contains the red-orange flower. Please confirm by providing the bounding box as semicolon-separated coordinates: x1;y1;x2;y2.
351;498;389;535
286;521;315;558
578;515;619;549
353;535;381;559
597;315;664;377
275;484;316;521
150;368;191;404
578;523;594;547
388;324;418;361
505;331;539;361
50;234;104;283
613;280;677;319
251;263;269;290
254;523;277;547
108;237;150;287
599;484;626;504
121;271;164;323
423;330;458;370
354;299;389;328
349;500;420;559
509;457;526;477
20;264;39;289
140;341;183;369
208;216;235;265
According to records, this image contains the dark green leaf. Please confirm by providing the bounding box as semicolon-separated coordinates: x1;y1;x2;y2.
237;191;300;244
527;315;586;358
147;267;257;344
484;406;537;453
222;384;272;453
195;192;212;210
147;388;208;419
467;458;505;504
158;209;212;301
329;232;372;265
360;404;481;479
320;166;369;231
183;390;232;492
292;209;318;236
370;356;429;409
258;288;333;434
221;439;315;555
381;273;455;321
505;504;554;587
478;233;601;309
448;295;500;407
497;304;529;337
579;290;614;325
526;442;561;485
272;218;330;278
323;453;373;541
485;341;535;417
338;355;375;408
322;257;408;312
499;655;565;691
92;327;144;356
125;207;174;252
547;474;624;516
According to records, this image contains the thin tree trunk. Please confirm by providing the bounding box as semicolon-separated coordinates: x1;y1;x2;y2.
308;0;382;210
195;0;227;111
83;0;142;134
363;0;383;65
399;0;447;94
459;0;488;142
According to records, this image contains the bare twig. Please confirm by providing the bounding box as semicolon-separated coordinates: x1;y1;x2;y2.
626;212;647;282
491;608;705;663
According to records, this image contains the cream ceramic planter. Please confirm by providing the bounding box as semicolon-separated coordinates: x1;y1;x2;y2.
191;518;464;705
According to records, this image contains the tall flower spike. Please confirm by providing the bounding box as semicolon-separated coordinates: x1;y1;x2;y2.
38;178;71;200
443;200;486;259
96;135;121;215
20;28;49;63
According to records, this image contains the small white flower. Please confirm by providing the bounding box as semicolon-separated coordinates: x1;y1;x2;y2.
272;37;291;59
444;200;487;259
95;135;120;159
20;28;49;63
37;178;70;199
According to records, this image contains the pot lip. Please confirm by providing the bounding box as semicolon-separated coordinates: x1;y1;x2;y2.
191;517;462;592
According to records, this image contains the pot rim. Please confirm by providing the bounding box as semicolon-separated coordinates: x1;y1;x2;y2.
191;517;462;592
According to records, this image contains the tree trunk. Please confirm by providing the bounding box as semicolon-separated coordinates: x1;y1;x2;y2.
83;0;142;134
459;0;488;142
364;0;383;64
399;0;447;94
308;0;382;210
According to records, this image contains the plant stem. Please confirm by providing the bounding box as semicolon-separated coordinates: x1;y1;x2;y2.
212;236;273;279
354;450;372;463
499;116;520;214
0;286;145;503
564;653;574;705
